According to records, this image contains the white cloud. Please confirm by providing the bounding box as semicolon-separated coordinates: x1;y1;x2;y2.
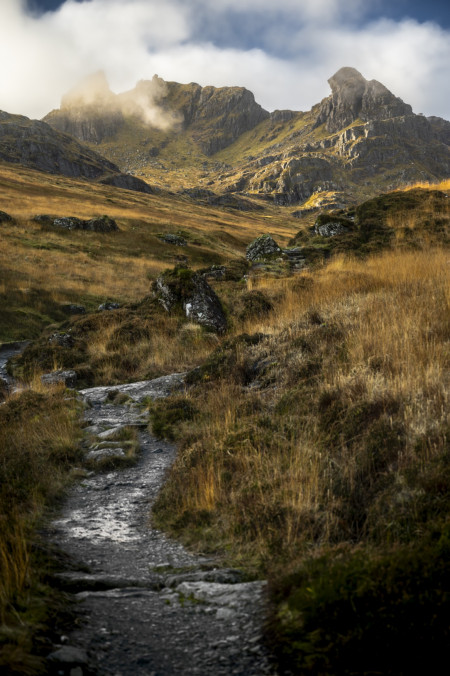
0;0;448;120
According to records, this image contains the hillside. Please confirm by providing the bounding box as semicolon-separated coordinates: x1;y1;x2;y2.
43;67;450;208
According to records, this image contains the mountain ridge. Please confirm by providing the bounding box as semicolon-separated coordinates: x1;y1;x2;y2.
42;67;450;208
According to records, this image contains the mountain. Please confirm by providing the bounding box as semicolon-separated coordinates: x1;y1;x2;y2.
42;67;450;208
0;109;118;178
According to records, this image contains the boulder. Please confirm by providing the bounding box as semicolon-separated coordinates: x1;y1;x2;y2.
0;210;13;223
50;215;119;232
84;216;118;232
153;268;227;333
52;217;84;230
48;332;74;348
158;233;187;246
313;214;354;238
98;301;120;311
41;369;77;388
246;234;282;261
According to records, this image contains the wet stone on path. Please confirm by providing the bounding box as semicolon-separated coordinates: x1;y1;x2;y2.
46;375;277;675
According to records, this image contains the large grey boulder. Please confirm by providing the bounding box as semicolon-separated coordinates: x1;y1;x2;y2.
246;234;282;261
153;268;227;333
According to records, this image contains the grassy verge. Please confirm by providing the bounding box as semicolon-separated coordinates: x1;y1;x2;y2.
0;384;82;674
151;247;449;671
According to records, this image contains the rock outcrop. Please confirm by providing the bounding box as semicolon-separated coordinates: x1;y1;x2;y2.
153;268;227;333
246;235;282;261
0;210;13;223
314;67;412;133
36;215;119;232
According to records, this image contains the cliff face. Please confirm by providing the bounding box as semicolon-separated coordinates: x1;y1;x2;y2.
44;73;269;155
314;67;413;132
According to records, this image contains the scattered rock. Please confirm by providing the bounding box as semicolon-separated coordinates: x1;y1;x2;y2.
0;210;13;223
315;221;348;237
41;369;77;388
153;268;227;333
50;215;119;232
246;234;282;262
98;301;120;311
84;216;118;232
52;217;84;230
48;332;74;348
202;265;226;281
158;233;187;246
313;214;354;237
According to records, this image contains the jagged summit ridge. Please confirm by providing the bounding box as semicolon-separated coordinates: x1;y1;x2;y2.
314;66;413;132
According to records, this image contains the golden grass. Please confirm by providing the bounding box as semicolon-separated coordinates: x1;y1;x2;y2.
153;246;449;565
0;382;82;672
397;178;450;192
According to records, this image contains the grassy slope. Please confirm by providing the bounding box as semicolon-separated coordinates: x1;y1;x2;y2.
0;161;296;342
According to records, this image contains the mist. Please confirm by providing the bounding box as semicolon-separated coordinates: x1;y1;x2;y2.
61;71;182;131
0;0;449;120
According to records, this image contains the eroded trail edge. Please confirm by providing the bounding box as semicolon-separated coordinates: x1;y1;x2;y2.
46;375;276;676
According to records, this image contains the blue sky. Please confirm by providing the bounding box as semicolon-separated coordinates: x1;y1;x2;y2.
1;0;449;119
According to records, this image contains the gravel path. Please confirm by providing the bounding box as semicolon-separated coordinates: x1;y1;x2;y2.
44;375;277;676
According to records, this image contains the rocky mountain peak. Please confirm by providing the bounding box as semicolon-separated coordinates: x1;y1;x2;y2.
316;66;413;132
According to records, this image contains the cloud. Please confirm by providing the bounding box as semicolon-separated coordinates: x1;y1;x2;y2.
0;0;448;120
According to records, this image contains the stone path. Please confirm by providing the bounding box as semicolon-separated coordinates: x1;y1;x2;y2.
45;375;277;675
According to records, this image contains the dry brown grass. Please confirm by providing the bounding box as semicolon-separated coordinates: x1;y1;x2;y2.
397;178;450;192
153;246;449;565
0;382;82;673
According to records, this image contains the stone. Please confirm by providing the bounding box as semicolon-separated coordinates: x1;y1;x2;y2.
315;221;348;237
84;216;118;232
313;214;354;238
153;268;227;333
246;234;282;262
0;210;13;223
158;233;187;246
47;646;88;666
98;301;120;311
52;217;83;230
85;447;126;461
48;332;74;348
41;369;77;388
50;215;118;232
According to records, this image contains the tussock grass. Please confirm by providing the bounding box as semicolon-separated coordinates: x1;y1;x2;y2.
0;384;82;673
152;246;449;670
